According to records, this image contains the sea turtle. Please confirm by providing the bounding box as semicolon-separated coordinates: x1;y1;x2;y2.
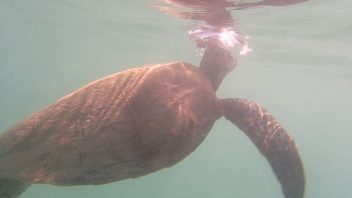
0;41;305;198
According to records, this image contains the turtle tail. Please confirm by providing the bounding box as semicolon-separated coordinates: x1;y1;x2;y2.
0;178;30;198
220;98;305;198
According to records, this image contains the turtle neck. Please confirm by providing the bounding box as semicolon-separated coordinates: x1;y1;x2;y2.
199;42;237;91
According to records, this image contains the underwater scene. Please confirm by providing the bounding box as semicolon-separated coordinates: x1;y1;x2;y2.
0;0;351;197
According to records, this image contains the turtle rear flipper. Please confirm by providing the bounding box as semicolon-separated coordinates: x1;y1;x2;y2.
220;98;305;198
0;178;30;198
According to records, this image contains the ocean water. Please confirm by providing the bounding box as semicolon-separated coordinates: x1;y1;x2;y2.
0;0;351;198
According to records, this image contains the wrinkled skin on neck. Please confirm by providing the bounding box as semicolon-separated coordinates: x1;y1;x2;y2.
199;41;237;91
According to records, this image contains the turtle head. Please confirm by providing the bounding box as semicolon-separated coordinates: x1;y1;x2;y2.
199;40;237;91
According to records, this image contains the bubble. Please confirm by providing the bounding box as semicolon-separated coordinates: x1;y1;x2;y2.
189;25;252;56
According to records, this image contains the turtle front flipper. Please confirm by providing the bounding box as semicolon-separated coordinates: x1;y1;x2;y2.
220;98;305;198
